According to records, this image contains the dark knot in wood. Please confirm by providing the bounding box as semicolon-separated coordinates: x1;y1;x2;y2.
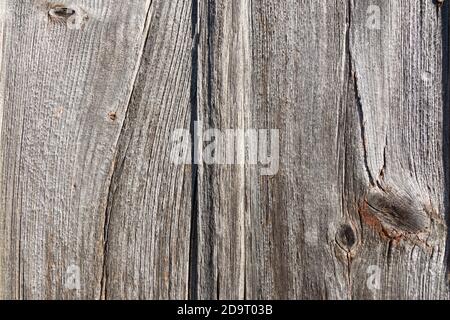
361;187;431;238
336;224;357;250
49;7;76;19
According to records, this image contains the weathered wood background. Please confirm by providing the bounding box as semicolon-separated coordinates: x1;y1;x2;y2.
0;0;449;300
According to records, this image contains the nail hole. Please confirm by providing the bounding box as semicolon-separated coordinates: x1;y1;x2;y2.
108;112;117;121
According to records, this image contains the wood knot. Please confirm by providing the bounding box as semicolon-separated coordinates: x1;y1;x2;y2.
49;7;76;19
361;187;431;239
47;4;88;29
336;224;357;251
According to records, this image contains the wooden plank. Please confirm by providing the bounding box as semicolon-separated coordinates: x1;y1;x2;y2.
0;0;449;300
245;0;351;300
101;0;193;299
194;0;351;299
193;0;450;299
0;0;152;299
191;0;252;299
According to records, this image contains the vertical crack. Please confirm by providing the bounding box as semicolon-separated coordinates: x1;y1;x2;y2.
188;0;200;300
346;0;354;300
440;0;450;282
355;76;375;187
99;162;114;299
347;0;375;187
216;268;220;300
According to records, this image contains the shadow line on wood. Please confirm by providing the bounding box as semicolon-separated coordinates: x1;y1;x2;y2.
441;2;450;282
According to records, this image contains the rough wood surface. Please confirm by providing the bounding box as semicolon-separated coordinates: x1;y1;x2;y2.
0;0;449;300
101;0;193;300
0;0;153;299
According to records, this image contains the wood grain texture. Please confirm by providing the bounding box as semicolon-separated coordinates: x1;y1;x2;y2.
348;0;449;299
193;0;450;299
193;0;252;299
0;0;152;299
0;0;450;300
194;0;351;299
101;0;193;299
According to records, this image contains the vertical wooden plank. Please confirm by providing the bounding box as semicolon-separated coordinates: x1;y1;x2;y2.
194;0;352;299
0;0;151;299
348;0;450;299
101;0;193;299
247;0;351;299
195;0;450;300
193;0;252;299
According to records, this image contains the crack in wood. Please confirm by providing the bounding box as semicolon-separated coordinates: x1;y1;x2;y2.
347;0;375;188
187;0;200;300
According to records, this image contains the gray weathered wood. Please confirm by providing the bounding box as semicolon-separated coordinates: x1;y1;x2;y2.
0;0;153;299
101;0;193;299
0;0;449;300
348;0;449;299
192;0;350;299
193;0;450;299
